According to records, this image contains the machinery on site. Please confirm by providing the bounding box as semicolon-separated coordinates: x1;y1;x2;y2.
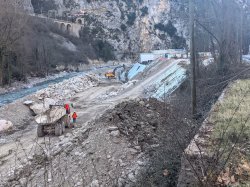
104;66;124;79
35;105;70;137
104;71;116;79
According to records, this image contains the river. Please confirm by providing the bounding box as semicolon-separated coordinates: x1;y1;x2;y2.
0;65;117;107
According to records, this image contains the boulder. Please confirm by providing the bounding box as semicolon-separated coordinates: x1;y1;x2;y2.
30;103;47;115
128;172;136;182
0;120;13;132
89;179;99;187
23;100;34;106
107;126;118;131
30;98;57;115
110;130;120;137
44;98;56;108
139;101;145;106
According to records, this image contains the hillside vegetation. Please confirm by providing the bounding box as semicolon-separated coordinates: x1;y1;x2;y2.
0;3;98;87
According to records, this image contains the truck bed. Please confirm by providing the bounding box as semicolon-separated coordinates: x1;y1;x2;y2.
35;107;66;125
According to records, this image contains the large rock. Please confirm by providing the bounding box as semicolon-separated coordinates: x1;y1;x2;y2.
0;120;13;132
23;100;34;106
30;98;57;115
35;107;65;124
89;180;99;187
44;98;57;108
110;130;120;137
30;103;46;115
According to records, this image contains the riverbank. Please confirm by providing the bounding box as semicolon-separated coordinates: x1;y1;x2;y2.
0;60;126;95
0;61;131;107
0;72;70;95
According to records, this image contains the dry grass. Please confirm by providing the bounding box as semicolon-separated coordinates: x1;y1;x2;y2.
211;80;250;145
208;80;250;185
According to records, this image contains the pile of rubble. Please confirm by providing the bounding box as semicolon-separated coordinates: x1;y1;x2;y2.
3;98;171;187
34;75;98;101
102;98;167;153
25;75;99;115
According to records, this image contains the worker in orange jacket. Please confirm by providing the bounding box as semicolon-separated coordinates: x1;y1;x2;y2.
72;112;78;124
64;103;70;114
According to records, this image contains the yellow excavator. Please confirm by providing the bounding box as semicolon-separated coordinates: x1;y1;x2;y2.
105;71;115;79
104;66;124;79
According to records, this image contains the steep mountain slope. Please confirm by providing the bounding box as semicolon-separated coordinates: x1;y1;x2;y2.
12;0;34;12
30;0;187;58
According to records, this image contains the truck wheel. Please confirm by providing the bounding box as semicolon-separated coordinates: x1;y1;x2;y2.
62;115;69;130
62;123;65;133
37;125;45;137
55;123;62;136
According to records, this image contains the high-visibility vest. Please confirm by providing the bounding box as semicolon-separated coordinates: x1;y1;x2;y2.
72;113;77;119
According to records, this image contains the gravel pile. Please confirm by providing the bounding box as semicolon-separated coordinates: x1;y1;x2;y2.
34;75;99;101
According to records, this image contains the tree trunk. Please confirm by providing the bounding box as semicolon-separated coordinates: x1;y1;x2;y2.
0;50;3;86
219;0;228;72
239;8;243;63
189;0;197;116
219;41;227;73
7;56;11;85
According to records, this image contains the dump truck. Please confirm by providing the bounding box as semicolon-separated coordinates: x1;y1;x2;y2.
35;106;70;137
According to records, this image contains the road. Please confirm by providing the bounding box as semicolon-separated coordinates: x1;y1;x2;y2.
0;59;185;184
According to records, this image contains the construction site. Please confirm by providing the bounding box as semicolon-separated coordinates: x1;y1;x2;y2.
0;58;190;186
0;53;249;186
1;0;250;186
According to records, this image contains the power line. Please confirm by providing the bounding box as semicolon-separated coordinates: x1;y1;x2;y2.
206;66;250;89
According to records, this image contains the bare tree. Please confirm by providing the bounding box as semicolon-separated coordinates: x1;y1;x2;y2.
0;2;26;85
195;0;246;72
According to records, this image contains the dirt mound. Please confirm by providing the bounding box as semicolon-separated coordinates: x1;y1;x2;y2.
100;98;196;186
102;98;167;152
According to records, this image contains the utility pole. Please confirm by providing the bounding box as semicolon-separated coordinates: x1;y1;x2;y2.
189;0;197;116
240;7;243;63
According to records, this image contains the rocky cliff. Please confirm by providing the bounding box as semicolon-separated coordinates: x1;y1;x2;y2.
13;0;34;13
29;0;187;59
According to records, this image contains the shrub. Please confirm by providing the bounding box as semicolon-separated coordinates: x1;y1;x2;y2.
126;12;136;26
121;24;127;31
93;40;115;62
165;21;177;37
171;35;186;49
12;66;26;82
140;6;148;17
154;21;177;37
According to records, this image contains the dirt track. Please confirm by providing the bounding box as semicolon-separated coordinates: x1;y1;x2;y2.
0;59;185;186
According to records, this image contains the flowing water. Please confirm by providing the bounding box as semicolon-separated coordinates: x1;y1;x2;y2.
0;65;126;107
0;72;82;107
